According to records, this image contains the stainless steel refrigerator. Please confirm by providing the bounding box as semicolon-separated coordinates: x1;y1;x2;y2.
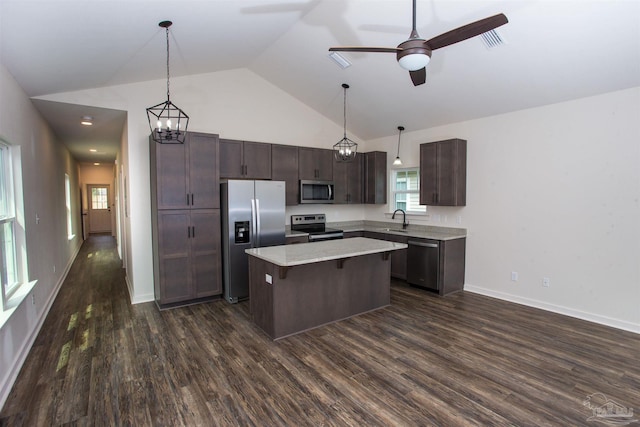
221;180;286;303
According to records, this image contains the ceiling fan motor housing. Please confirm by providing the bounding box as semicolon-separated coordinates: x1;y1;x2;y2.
397;39;432;70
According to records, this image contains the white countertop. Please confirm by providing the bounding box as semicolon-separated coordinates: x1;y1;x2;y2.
245;237;407;267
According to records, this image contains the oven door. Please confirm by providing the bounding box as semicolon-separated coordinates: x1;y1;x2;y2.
300;180;334;204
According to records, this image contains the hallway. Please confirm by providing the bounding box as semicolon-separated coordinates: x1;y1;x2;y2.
1;236;639;426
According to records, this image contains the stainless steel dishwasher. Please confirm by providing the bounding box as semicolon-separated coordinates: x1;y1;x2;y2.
407;239;439;291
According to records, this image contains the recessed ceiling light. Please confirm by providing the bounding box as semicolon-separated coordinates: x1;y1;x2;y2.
93;163;100;166
81;116;93;126
89;149;97;152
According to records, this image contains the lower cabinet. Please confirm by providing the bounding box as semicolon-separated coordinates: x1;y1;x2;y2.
362;230;465;295
364;231;408;280
285;235;309;244
153;209;222;306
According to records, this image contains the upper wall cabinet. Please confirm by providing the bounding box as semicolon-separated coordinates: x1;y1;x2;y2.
150;132;220;210
298;147;333;181
333;153;363;204
419;139;466;206
364;151;387;204
271;144;299;206
220;139;272;180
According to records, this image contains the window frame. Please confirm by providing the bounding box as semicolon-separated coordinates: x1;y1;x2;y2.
0;142;20;306
391;167;426;214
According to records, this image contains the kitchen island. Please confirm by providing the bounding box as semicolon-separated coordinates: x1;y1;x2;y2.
245;237;407;340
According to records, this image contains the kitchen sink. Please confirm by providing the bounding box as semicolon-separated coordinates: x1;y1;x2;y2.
378;228;408;233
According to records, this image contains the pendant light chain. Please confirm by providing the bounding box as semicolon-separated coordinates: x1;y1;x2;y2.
342;84;347;139
165;25;170;101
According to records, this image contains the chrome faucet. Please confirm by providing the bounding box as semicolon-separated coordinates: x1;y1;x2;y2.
392;209;408;229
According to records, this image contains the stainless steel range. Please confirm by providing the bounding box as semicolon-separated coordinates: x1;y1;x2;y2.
290;214;343;242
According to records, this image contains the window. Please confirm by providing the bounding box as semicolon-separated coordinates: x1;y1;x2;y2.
65;174;73;239
0;143;19;305
91;187;108;210
392;168;426;213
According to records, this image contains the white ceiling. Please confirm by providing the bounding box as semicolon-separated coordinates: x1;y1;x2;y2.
1;0;639;162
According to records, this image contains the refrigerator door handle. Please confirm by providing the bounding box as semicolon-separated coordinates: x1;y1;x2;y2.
255;198;261;247
250;198;257;247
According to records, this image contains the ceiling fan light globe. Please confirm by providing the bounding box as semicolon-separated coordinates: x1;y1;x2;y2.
398;53;430;71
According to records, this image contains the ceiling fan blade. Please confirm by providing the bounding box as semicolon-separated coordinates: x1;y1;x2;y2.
425;13;508;51
329;46;400;53
409;68;426;86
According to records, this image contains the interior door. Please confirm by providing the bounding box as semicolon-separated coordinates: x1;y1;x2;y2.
88;184;111;234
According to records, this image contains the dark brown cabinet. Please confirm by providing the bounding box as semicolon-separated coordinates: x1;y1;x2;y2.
150;132;219;209
364;151;387;204
285;235;308;244
333;153;363;204
220;139;272;179
150;132;223;307
419;139;466;206
364;231;408;280
271;144;299;206
298;147;333;181
154;210;222;304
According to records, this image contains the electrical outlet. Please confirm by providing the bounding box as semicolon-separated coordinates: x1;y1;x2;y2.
31;294;35;305
265;273;272;285
543;277;550;287
511;272;518;282
456;216;462;224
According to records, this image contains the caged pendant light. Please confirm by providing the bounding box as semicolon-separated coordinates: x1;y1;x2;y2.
146;21;189;144
333;83;357;162
393;126;404;166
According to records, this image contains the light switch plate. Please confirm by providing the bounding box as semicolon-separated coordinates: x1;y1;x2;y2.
265;274;272;285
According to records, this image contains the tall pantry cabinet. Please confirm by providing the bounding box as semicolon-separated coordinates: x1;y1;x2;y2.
150;132;223;307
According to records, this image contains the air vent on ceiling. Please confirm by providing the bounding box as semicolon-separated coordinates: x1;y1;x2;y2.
480;29;506;50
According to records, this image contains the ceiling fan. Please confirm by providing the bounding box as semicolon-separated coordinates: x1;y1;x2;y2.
329;0;508;86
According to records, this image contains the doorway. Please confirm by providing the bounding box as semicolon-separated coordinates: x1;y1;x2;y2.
87;184;112;234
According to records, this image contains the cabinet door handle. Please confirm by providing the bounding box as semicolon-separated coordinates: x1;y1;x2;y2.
192;226;195;238
191;194;194;206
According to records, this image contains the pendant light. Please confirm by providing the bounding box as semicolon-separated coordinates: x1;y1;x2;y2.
393;126;404;166
146;21;189;144
333;83;357;162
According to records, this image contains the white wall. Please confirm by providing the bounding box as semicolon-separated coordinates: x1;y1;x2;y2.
38;68;353;304
0;63;83;408
366;87;640;332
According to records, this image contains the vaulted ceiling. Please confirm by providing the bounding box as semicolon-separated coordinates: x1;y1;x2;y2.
1;1;639;162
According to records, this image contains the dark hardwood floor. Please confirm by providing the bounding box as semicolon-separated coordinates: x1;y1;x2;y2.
1;235;638;426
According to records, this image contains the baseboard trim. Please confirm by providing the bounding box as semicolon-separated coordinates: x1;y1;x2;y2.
464;284;639;334
0;242;82;410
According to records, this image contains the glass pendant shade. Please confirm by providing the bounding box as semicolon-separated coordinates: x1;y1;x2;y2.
147;21;189;144
333;83;357;162
398;53;430;71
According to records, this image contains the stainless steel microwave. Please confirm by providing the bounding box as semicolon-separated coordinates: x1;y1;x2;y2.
299;180;334;204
